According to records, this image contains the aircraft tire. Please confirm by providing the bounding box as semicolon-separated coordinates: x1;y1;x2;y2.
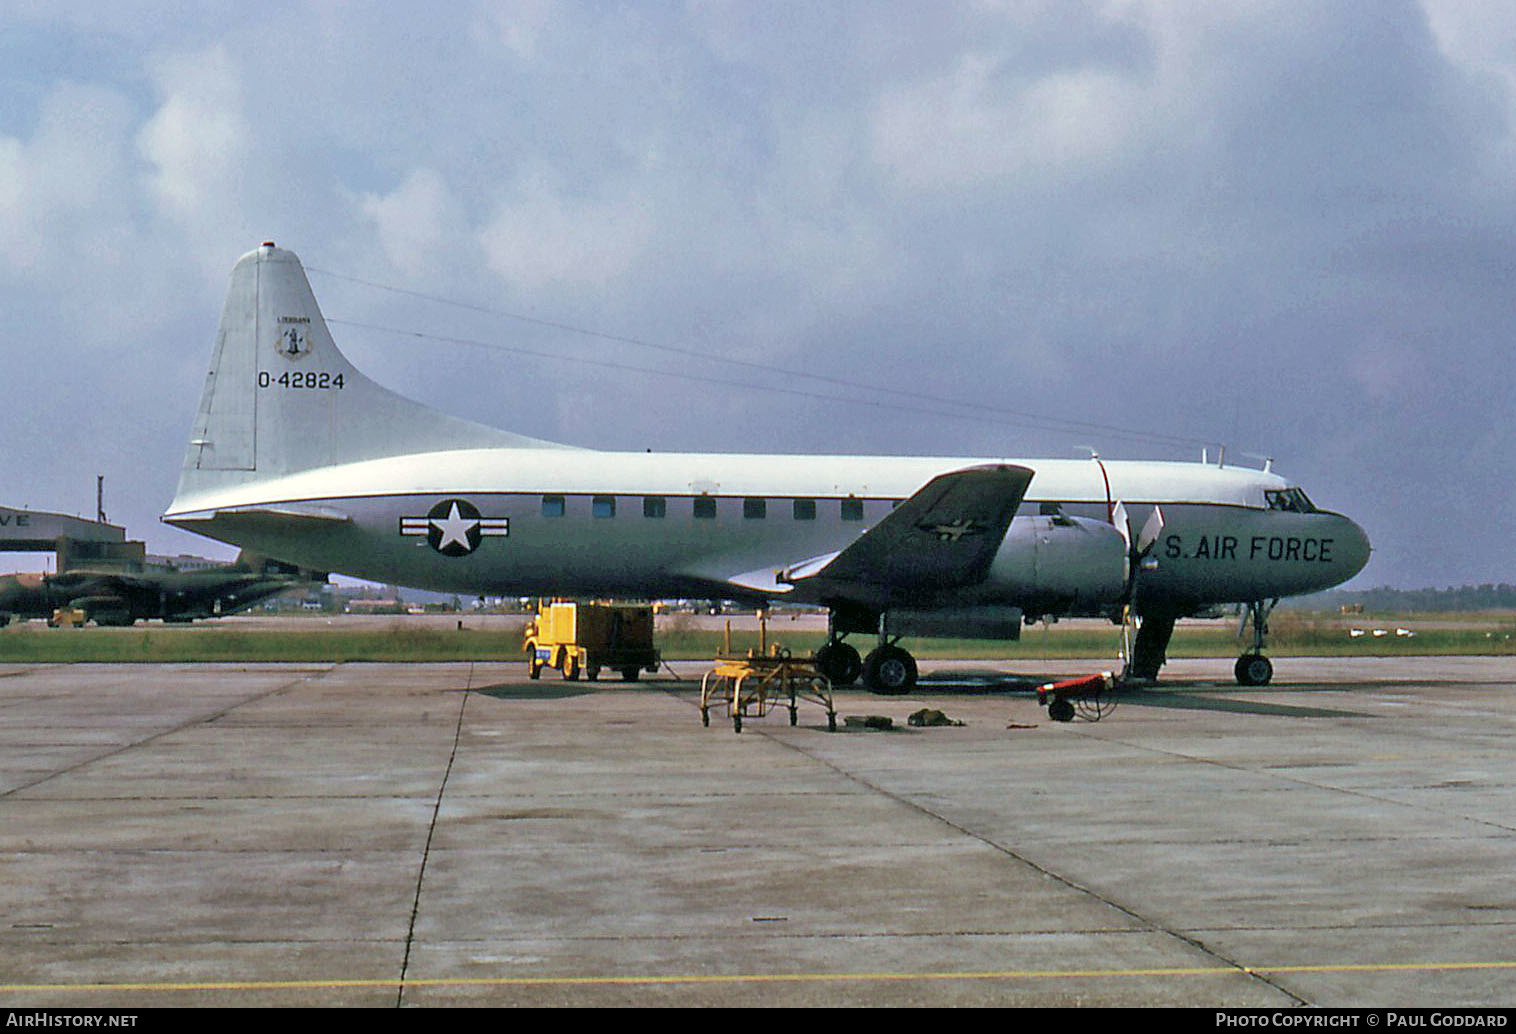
864;645;918;695
1235;653;1273;686
815;642;862;686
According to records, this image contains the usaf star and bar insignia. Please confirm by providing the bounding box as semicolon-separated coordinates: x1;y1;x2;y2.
916;517;988;543
400;499;509;557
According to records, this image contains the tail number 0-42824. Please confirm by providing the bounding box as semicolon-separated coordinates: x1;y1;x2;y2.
258;371;345;390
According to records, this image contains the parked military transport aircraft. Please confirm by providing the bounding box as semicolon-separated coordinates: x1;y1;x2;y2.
0;555;307;627
163;244;1370;693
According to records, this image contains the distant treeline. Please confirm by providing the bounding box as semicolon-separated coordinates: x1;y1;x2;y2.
1295;584;1516;613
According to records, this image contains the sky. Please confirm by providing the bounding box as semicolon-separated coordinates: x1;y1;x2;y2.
1;0;1513;589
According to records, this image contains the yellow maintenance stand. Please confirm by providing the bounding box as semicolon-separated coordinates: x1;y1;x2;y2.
523;601;660;682
700;615;836;733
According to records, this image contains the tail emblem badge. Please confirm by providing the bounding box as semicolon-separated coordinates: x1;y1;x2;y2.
400;499;509;557
275;316;313;360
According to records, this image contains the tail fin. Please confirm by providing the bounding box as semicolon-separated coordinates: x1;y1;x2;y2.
171;243;560;509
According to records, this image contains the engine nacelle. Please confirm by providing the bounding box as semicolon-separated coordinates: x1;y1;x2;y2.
986;515;1128;615
884;605;1024;641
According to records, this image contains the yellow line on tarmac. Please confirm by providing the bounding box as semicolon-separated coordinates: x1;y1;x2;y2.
4;960;1516;995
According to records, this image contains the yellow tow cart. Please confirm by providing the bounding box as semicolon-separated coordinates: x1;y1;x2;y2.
523;601;660;682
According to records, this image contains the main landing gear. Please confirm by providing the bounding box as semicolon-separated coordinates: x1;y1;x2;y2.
813;639;862;686
1235;599;1276;686
813;611;921;695
862;641;917;695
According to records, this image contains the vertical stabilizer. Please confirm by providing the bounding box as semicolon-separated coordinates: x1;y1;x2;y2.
172;243;560;508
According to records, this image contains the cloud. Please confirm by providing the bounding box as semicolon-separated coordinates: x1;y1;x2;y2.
137;44;251;227
0;2;1514;586
477;167;655;295
0;81;136;279
871;55;1143;191
360;168;475;282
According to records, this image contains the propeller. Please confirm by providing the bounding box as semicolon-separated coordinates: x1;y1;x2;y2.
1112;503;1165;676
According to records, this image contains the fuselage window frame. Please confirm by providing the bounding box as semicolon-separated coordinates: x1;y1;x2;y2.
542;495;566;518
841;497;864;522
643;496;666;519
693;495;717;520
793;498;816;521
592;495;616;519
1265;488;1317;513
744;498;767;520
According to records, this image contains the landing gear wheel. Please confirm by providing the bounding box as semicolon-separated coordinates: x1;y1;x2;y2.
1048;697;1076;723
864;645;918;695
1235;653;1273;686
814;642;862;686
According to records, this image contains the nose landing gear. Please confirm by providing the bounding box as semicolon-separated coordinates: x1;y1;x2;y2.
1235;599;1277;686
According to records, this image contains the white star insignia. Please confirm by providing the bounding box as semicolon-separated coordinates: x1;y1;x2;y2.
430;502;480;552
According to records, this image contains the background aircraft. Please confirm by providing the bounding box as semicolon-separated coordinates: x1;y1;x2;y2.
163;244;1370;690
0;555;313;627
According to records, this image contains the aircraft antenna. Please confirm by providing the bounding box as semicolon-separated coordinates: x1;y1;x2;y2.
312;266;1225;455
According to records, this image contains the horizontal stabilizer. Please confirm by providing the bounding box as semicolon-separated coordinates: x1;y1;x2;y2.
170;504;353;527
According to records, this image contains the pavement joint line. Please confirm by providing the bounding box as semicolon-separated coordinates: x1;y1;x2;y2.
396;661;473;1008
755;726;1310;1006
7;960;1516;994
657;681;1304;1001
0;665;342;799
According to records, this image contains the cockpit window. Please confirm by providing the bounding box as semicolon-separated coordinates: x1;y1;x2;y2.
1264;488;1316;513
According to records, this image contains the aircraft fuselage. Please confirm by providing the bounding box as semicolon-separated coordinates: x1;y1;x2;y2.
168;446;1369;615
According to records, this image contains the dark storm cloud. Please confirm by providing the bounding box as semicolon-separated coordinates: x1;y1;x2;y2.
0;2;1510;586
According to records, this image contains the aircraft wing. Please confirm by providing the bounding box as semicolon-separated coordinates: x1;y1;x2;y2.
760;464;1034;606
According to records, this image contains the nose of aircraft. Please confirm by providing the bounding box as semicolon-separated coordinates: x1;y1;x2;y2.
1329;513;1371;587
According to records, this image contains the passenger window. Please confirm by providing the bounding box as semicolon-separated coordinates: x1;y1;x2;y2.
593;495;616;519
841;498;864;521
643;496;666;518
744;498;767;519
793;498;816;521
542;495;565;518
693;496;717;519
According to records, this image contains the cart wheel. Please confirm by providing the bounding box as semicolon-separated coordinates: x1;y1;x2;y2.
564;655;580;681
527;656;542;680
621;667;640;681
587;664;600;682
